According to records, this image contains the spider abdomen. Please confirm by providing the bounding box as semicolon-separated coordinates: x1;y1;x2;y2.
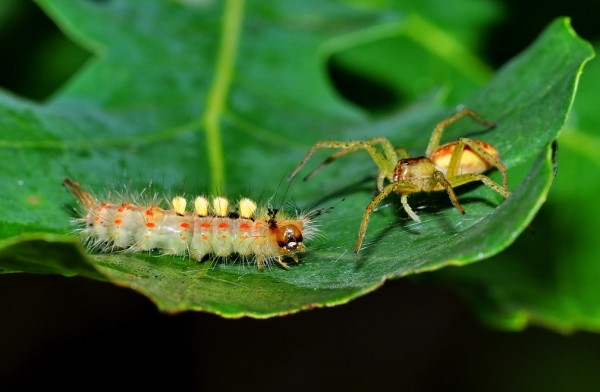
430;139;501;176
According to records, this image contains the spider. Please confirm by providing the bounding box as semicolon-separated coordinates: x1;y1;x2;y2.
288;108;511;254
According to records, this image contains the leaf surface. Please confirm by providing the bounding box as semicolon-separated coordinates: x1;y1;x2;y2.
0;1;593;317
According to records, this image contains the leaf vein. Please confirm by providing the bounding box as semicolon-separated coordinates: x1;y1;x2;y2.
202;0;246;193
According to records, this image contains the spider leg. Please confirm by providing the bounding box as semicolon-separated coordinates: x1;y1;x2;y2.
395;147;410;159
302;145;365;181
454;138;509;190
376;171;386;192
426;108;495;157
288;138;398;182
369;136;400;163
354;181;418;255
430;171;465;215
287;141;351;181
400;193;420;222
445;139;466;180
447;173;511;198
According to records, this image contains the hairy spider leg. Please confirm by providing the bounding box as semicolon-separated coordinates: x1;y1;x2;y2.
379;147;411;191
426;108;496;157
353;169;465;253
446;173;511;198
446;138;509;190
395;147;409;158
427;170;466;215
354;180;417;254
303;145;374;182
288;138;399;182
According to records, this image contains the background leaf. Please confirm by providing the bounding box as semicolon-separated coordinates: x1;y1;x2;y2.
0;1;593;318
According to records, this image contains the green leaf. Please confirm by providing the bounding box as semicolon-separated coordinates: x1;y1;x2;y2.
428;44;600;333
0;0;592;318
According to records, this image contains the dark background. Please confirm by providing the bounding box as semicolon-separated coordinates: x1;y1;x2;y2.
1;1;599;391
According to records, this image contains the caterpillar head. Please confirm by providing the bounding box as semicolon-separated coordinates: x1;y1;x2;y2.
267;208;305;254
274;222;305;253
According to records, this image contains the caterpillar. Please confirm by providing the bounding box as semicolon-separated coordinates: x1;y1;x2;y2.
63;178;318;269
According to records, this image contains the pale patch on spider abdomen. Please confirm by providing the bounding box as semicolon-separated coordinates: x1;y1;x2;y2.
431;140;501;176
